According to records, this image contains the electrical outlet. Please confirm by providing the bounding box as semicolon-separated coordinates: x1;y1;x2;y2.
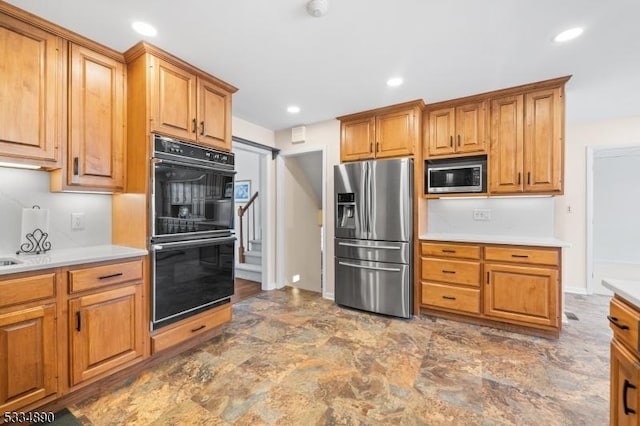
292;274;300;283
71;212;85;230
472;209;491;221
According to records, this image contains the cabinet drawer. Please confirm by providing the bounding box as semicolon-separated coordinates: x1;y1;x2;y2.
69;259;143;293
421;282;480;314
484;246;559;266
421;258;480;286
152;304;232;353
0;273;56;308
610;297;640;352
420;242;480;259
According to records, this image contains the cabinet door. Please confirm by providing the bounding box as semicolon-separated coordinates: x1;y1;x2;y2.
426;107;455;157
0;305;57;412
523;88;563;193
611;340;640;426
340;116;375;162
489;95;524;193
69;284;143;386
0;14;62;166
67;44;125;190
484;263;559;327
376;107;418;158
456;101;486;154
196;78;232;151
150;56;196;141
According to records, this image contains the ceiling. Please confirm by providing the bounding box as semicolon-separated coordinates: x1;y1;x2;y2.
5;0;640;131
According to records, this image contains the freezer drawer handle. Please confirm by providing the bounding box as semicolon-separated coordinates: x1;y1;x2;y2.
338;261;401;273
338;242;401;250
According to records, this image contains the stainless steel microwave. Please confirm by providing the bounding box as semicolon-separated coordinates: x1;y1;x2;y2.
426;156;487;194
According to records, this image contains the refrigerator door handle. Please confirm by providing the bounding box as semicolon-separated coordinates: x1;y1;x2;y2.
338;242;401;250
338;261;401;273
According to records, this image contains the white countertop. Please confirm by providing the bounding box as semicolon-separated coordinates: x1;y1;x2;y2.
419;233;570;248
603;279;640;308
0;245;148;276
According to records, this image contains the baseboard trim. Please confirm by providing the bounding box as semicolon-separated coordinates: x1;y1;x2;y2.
564;286;589;295
323;292;335;301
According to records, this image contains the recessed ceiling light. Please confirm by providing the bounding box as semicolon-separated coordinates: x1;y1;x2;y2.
132;21;157;37
386;77;403;87
287;105;300;114
554;27;583;42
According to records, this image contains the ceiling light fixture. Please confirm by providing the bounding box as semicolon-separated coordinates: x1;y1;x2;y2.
386;77;403;87
306;0;329;17
132;21;157;37
554;27;583;42
287;105;301;114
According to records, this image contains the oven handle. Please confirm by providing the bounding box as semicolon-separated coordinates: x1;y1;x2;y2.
152;236;237;251
152;157;236;174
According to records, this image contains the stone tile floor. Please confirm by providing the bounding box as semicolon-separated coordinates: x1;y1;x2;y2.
70;289;611;425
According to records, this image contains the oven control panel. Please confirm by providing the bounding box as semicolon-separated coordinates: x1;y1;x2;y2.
153;134;234;167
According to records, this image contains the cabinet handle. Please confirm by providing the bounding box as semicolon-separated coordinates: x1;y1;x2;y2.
624;379;637;415
73;157;79;175
442;249;456;254
98;272;124;280
511;254;529;258
607;315;630;330
200;121;205;136
442;295;456;300
191;325;206;333
376;142;380;152
449;136;453;147
486;271;490;284
527;172;531;185
442;270;456;274
76;311;81;332
457;135;461;147
517;172;521;185
192;118;197;133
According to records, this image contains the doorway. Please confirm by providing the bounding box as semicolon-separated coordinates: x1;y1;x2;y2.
586;145;640;294
276;147;326;295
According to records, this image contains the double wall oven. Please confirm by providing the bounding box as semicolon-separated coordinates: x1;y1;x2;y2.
150;134;236;330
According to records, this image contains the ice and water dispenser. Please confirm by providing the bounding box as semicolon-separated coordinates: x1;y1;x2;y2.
336;193;356;231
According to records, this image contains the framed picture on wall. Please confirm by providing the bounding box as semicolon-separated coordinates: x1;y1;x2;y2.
234;180;251;202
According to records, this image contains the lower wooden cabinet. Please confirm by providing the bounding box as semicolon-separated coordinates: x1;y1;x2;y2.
0;304;57;412
68;284;143;386
611;339;640;425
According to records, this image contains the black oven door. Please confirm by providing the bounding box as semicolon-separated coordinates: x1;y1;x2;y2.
152;158;235;242
151;236;235;330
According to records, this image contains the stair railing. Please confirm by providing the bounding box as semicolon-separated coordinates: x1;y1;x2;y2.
237;191;259;263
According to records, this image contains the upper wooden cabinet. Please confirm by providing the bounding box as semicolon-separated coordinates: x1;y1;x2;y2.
338;100;424;162
51;43;125;192
425;101;486;158
148;52;234;151
0;11;63;168
489;79;567;194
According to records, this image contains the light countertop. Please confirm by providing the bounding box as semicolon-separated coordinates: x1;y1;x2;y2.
419;233;570;248
0;245;148;276
602;279;640;308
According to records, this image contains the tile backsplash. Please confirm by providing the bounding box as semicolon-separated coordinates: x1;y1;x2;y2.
0;168;112;254
427;196;555;237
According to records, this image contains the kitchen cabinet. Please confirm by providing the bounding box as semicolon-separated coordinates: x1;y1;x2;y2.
67;259;144;387
51;43;125;192
489;85;565;194
338;100;424;162
0;273;57;413
0;11;63;168
150;54;233;151
424;101;486;158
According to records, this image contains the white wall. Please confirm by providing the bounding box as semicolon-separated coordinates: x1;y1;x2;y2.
282;156;322;292
233;116;276;148
0;168;111;254
428;197;555;237
275;119;341;297
556;115;640;293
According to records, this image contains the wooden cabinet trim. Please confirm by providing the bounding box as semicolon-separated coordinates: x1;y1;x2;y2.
336;99;424;122
68;259;143;294
0;273;56;308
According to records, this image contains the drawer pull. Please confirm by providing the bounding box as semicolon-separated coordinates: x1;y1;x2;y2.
99;272;124;280
607;315;630;330
441;249;456;254
511;254;529;258
624;379;637;415
442;295;456;301
442;270;456;274
191;325;206;333
486;271;490;284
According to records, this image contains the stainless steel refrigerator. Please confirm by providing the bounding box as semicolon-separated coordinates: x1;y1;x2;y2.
334;158;413;318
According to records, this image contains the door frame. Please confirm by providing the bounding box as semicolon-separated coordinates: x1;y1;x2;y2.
276;145;328;298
